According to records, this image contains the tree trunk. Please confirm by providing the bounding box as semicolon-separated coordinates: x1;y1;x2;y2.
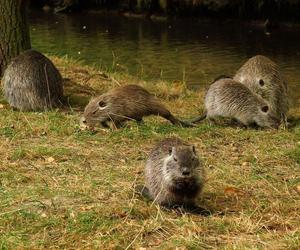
0;0;31;76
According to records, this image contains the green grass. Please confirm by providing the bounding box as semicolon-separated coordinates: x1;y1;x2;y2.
0;57;299;249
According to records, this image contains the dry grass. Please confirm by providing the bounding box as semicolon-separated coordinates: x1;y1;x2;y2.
0;57;299;249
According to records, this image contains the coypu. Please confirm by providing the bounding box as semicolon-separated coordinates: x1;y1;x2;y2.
144;137;205;207
234;55;288;124
80;84;192;129
2;49;63;111
189;77;280;129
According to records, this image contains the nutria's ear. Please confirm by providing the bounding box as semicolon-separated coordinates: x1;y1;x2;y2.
98;100;107;110
259;79;265;86
261;105;269;113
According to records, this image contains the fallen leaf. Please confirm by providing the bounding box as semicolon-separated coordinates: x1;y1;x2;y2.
296;185;300;194
41;213;47;218
242;162;249;167
224;187;242;195
46;157;55;163
0;104;4;109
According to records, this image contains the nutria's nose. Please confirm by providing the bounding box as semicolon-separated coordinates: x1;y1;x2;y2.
182;170;190;176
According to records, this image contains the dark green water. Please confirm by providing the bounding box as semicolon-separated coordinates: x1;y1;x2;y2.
29;11;299;97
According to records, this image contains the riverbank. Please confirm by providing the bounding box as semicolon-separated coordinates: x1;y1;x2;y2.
0;57;299;248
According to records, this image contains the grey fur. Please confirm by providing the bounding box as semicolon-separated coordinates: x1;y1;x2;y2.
234;55;289;123
191;78;280;128
81;84;191;129
145;137;205;207
2;50;63;111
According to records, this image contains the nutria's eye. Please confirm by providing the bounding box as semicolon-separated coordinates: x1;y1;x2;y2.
98;100;107;110
261;105;269;113
173;157;178;162
168;148;172;155
192;145;196;154
259;79;265;86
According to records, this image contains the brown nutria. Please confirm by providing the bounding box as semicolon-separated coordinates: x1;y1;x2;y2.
145;137;205;207
80;84;192;129
189;77;280;129
234;55;288;124
2;49;63;111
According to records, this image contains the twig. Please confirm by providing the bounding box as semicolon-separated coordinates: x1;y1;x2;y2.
110;77;121;86
125;226;144;250
0;208;25;216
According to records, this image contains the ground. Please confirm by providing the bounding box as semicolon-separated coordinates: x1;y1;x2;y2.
0;57;299;249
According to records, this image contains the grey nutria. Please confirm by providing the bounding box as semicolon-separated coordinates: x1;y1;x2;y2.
190;77;280;129
80;84;192;129
145;137;205;207
234;55;288;124
2;49;63;111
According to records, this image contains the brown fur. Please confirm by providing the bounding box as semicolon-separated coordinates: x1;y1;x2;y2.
2;50;63;111
145;137;205;207
234;55;289;123
81;85;190;129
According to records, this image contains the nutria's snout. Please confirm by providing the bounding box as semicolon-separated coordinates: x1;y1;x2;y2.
274;122;280;129
271;116;281;129
182;168;191;176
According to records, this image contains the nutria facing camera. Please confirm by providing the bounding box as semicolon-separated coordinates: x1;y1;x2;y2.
144;137;205;207
2;49;63;111
234;55;289;124
189;77;280;129
80;84;192;129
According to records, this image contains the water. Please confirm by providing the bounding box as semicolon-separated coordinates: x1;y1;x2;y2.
29;10;300;98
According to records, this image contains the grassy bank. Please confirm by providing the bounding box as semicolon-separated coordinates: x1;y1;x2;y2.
0;57;299;249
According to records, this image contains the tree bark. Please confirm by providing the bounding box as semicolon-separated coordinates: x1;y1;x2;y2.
0;0;31;76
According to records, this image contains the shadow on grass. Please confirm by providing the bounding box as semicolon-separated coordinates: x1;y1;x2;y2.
287;116;300;129
135;185;213;216
63;78;100;110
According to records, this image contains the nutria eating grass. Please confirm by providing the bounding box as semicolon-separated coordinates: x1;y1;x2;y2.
234;55;289;125
189;77;280;129
144;137;205;208
80;84;192;129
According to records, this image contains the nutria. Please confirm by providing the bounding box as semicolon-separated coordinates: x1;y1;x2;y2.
144;137;205;207
234;55;288;124
80;84;192;129
189;77;280;129
2;49;63;111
